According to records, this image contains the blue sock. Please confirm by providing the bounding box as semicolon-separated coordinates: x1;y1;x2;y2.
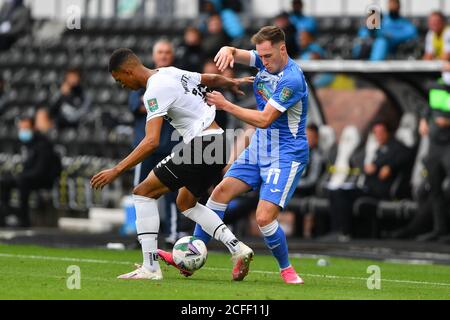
260;220;290;269
193;198;228;244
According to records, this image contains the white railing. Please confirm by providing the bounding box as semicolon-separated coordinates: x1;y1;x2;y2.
297;60;444;73
5;0;449;19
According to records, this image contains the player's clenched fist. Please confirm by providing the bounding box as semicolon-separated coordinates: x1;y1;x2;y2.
91;167;120;189
206;91;228;110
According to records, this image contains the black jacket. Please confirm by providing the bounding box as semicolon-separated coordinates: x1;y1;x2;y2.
49;86;92;129
20;132;61;186
364;138;411;199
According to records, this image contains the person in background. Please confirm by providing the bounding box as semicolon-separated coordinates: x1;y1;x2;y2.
198;0;244;40
0;0;30;51
413;63;450;241
176;27;205;73
297;30;325;60
320;121;411;241
201;14;231;59
423;11;450;61
288;0;316;34
273;12;299;58
356;0;417;61
128;39;188;246
0;115;61;228
39;68;92;130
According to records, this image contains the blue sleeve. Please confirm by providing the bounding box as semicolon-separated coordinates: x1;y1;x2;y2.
221;9;244;39
295;16;317;34
268;74;304;112
382;18;417;43
309;43;325;57
305;16;317;34
358;26;370;38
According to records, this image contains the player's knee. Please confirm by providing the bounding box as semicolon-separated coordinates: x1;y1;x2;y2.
211;183;231;203
255;215;275;228
132;184;159;199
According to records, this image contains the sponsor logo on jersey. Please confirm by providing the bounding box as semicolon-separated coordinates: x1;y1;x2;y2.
280;87;293;102
257;82;271;101
147;98;159;112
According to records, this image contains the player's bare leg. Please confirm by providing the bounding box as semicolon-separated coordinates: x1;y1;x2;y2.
160;185;254;280
210;177;252;204
256;200;303;284
210;177;254;281
118;171;170;280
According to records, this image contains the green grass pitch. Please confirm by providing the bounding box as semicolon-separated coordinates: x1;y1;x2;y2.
0;244;449;300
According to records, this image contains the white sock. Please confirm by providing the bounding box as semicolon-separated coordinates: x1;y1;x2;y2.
259;220;278;237
182;203;241;254
206;198;228;212
133;195;160;272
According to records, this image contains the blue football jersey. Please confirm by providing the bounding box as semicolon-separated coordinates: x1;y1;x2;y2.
249;50;309;163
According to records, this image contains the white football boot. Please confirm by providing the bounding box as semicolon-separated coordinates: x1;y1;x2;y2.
117;264;163;280
231;242;254;281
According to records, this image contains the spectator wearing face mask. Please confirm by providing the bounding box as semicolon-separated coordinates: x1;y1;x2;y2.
0;115;61;227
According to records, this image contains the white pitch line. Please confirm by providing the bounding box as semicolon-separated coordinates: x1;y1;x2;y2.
0;253;131;265
1;252;450;287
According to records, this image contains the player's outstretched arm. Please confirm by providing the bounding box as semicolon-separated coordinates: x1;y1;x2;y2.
214;46;252;72
90;117;163;189
200;73;253;96
206;91;281;129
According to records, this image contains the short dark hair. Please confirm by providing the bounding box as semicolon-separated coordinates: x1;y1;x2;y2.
371;120;391;133
64;67;82;81
65;67;81;76
430;11;446;21
275;11;290;21
18;114;35;127
251;26;285;45
108;48;141;73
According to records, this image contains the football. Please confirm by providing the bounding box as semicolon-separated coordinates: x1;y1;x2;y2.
172;236;208;273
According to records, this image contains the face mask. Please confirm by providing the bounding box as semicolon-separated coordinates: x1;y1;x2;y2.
18;129;33;143
389;11;400;19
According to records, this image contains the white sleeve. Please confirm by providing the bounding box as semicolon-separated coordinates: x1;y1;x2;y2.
425;31;434;55
444;29;450;54
184;70;201;84
167;66;201;85
144;84;175;122
249;50;256;67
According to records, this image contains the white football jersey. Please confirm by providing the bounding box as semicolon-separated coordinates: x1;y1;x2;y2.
143;67;220;143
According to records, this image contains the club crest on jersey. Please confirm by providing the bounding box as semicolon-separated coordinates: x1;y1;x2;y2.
147;98;159;112
257;82;271;101
280;87;293;102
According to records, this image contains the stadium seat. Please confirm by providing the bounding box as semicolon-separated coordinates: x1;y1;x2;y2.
318;124;336;160
327;126;361;190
